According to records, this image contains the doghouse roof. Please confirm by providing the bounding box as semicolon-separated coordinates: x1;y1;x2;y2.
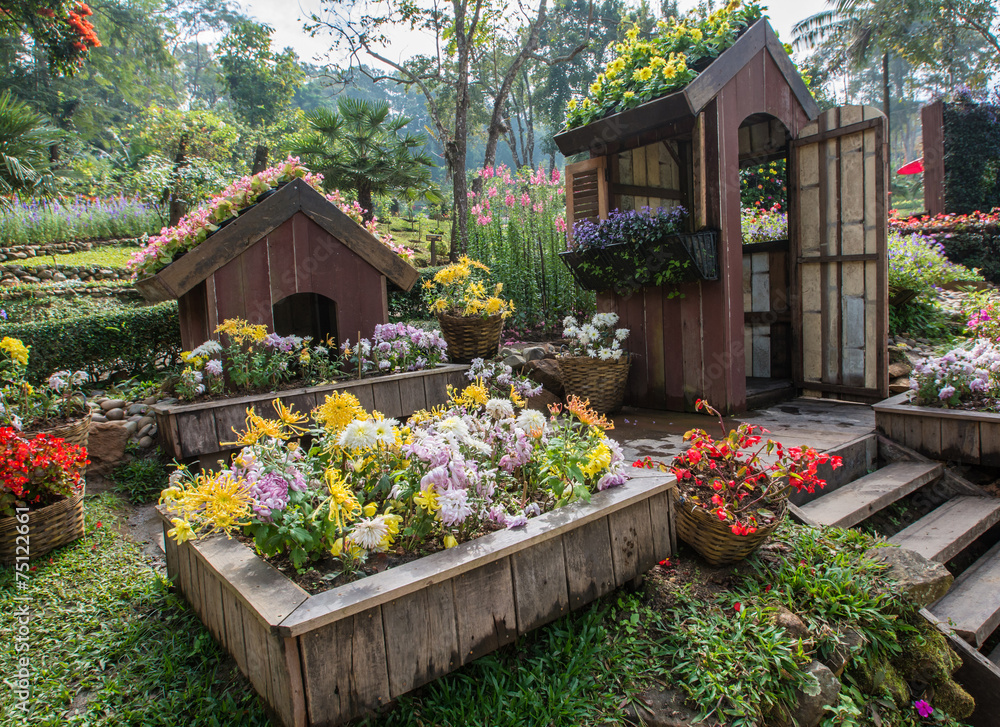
553;18;819;157
135;178;421;303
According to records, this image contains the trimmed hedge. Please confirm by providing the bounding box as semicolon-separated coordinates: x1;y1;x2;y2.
387;266;443;321
944;94;1000;214
0;302;181;381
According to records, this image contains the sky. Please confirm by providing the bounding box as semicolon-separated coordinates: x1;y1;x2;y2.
239;0;833;68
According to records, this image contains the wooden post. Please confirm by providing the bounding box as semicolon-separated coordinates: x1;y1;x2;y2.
922;101;945;216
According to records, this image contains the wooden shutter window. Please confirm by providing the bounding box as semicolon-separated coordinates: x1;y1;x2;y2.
565;157;609;244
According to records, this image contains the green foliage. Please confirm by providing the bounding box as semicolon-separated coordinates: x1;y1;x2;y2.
943;93;1000;215
0;301;181;381
0;90;61;205
388;266;443;320
0;496;271;725
740;159;787;211
0;0;101;76
2;246;137;269
0;290;139;325
889;298;957;341
888;230;983;292
293;97;437;218
112;451;169;504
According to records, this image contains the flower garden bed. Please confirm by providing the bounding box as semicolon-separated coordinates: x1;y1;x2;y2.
157;468;676;727
153;364;469;462
873;392;1000;466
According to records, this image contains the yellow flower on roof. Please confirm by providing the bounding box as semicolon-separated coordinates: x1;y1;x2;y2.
633;66;653;82
625;25;639;41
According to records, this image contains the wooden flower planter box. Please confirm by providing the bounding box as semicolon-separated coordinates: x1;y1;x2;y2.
874;392;1000;465
157;470;676;727
153;364;469;463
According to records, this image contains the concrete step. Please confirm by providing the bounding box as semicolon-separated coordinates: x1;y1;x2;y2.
932;539;1000;648
889;496;1000;563
989;642;1000;667
799;461;943;529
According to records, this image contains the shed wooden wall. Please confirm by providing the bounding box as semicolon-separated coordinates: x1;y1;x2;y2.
598;47;812;413
177;212;389;350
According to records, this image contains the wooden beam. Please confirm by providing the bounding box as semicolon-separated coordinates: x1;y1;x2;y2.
792;118;881;147
610;184;684;200
764;27;821;120
797;253;879;263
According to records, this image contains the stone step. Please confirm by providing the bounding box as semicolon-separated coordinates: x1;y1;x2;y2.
932;539;1000;648
799;461;943;529
989;641;1000;667
889;496;1000;563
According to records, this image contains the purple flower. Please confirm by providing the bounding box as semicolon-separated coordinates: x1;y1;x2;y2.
249;472;291;520
914;700;933;718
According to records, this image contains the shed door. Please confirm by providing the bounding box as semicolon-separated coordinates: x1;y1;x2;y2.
790;106;888;400
565;157;609;244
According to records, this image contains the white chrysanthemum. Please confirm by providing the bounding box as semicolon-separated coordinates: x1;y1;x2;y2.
373;418;399;446
352;516;390;551
437;488;474;526
614;328;629;340
438;416;471;441
485;398;515;420
598;347;614;360
516;409;546;434
192;340;223;357
339;419;379;450
562;315;578;328
592;312;618;328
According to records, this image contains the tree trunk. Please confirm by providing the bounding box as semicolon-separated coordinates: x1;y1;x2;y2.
882;52;890;137
168;134;190;227
450;1;475;260
358;184;375;223
251;144;269;174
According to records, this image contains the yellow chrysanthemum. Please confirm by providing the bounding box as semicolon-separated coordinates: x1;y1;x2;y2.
325;469;362;529
451;380;489;409
633;66;653;82
272;399;309;436
224;408;288;446
414;486;440;512
168;518;195;544
581;441;612;479
0;337;29;367
484;297;506;316
313;391;367;437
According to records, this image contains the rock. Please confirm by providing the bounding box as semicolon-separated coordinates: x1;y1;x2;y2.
101;398;127;411
138;436;154;448
521;346;547;362
87;421;130;476
771;661;841;727
889;377;912;395
37;269;53;280
124;420;139;435
127;403;147;416
623;687;706;726
90;413;108;423
526;388;561;413
142;396;159;406
148;425;158;438
864;546;954;606
21;276;39;283
524;358;564;397
138;423;153;438
503;353;526;371
158;397;178;405
52;272;67;282
888;361;912;378
137;416;155;429
105;407;125;421
824;628;865;677
771;606;809;638
11;252;27;259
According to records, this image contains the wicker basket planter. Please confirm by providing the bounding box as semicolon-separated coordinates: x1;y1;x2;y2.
0;486;86;565
437;313;504;363
24;414;91;448
558;354;630;414
673;493;786;566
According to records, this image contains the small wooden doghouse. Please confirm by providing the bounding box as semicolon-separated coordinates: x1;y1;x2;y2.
555;18;889;414
135;179;420;350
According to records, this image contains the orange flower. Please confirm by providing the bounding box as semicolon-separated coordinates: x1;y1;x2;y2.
565;395;613;431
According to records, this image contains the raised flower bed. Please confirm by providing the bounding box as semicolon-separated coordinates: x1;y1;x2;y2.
153;364;469;461
157;467;675;727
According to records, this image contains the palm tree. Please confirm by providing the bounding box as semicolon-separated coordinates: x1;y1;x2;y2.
292;97;438;222
0;91;62;207
793;0;909;127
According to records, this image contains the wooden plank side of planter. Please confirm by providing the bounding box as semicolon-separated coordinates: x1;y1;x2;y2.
452;557;517;664
162;519;179;584
268;632;307;727
941;418;981;464
242;605;276;708
372;379;403;418
608;499;656;586
511;536;571;634
180;409;221;458
920;416;942;460
300;607;391;725
198;558;227;644
980;422;1000;468
647;488;677;557
561;516;616;609
398;375;427;415
222;587;249;674
381;580;460;697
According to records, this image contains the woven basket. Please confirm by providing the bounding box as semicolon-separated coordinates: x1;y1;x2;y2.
0;486;86;564
437;313;504;363
673;492;786;566
558;354;630;414
26;414;91;448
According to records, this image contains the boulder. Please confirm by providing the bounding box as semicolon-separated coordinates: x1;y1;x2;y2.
87;421;130;476
138;436;154;448
824;628;865;677
524;358;564;397
771;606;809;638
101;398;127;411
525;388;561;413
137;416;155;429
127;403;147;416
889;377;912;395
503;353;526;371
623;687;706;727
105;407;125;421
888;361;912;378
770;661;841;727
864;546;953;607
521;346;547;362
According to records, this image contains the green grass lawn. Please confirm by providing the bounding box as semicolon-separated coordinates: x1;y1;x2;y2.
2;247;136;270
378;215;450;266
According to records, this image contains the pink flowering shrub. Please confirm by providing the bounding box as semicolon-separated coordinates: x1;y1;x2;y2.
127;156;413;279
910;340;1000;409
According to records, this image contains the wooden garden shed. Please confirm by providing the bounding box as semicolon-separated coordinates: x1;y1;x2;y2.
554;18;889;414
135;179;420;350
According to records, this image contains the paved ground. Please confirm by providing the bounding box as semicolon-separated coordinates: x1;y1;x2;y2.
609;396;876;464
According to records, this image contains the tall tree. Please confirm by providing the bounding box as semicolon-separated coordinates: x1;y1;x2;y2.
292;96;437;221
0;90;62;204
0;0;101;75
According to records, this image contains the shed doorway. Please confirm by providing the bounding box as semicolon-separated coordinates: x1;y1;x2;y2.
272;292;339;347
739;115;794;408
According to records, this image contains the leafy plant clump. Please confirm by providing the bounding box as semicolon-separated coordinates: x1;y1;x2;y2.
889;230;983;293
564;0;764;129
112;451;169;504
910;339;1000;410
0;196;161;247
